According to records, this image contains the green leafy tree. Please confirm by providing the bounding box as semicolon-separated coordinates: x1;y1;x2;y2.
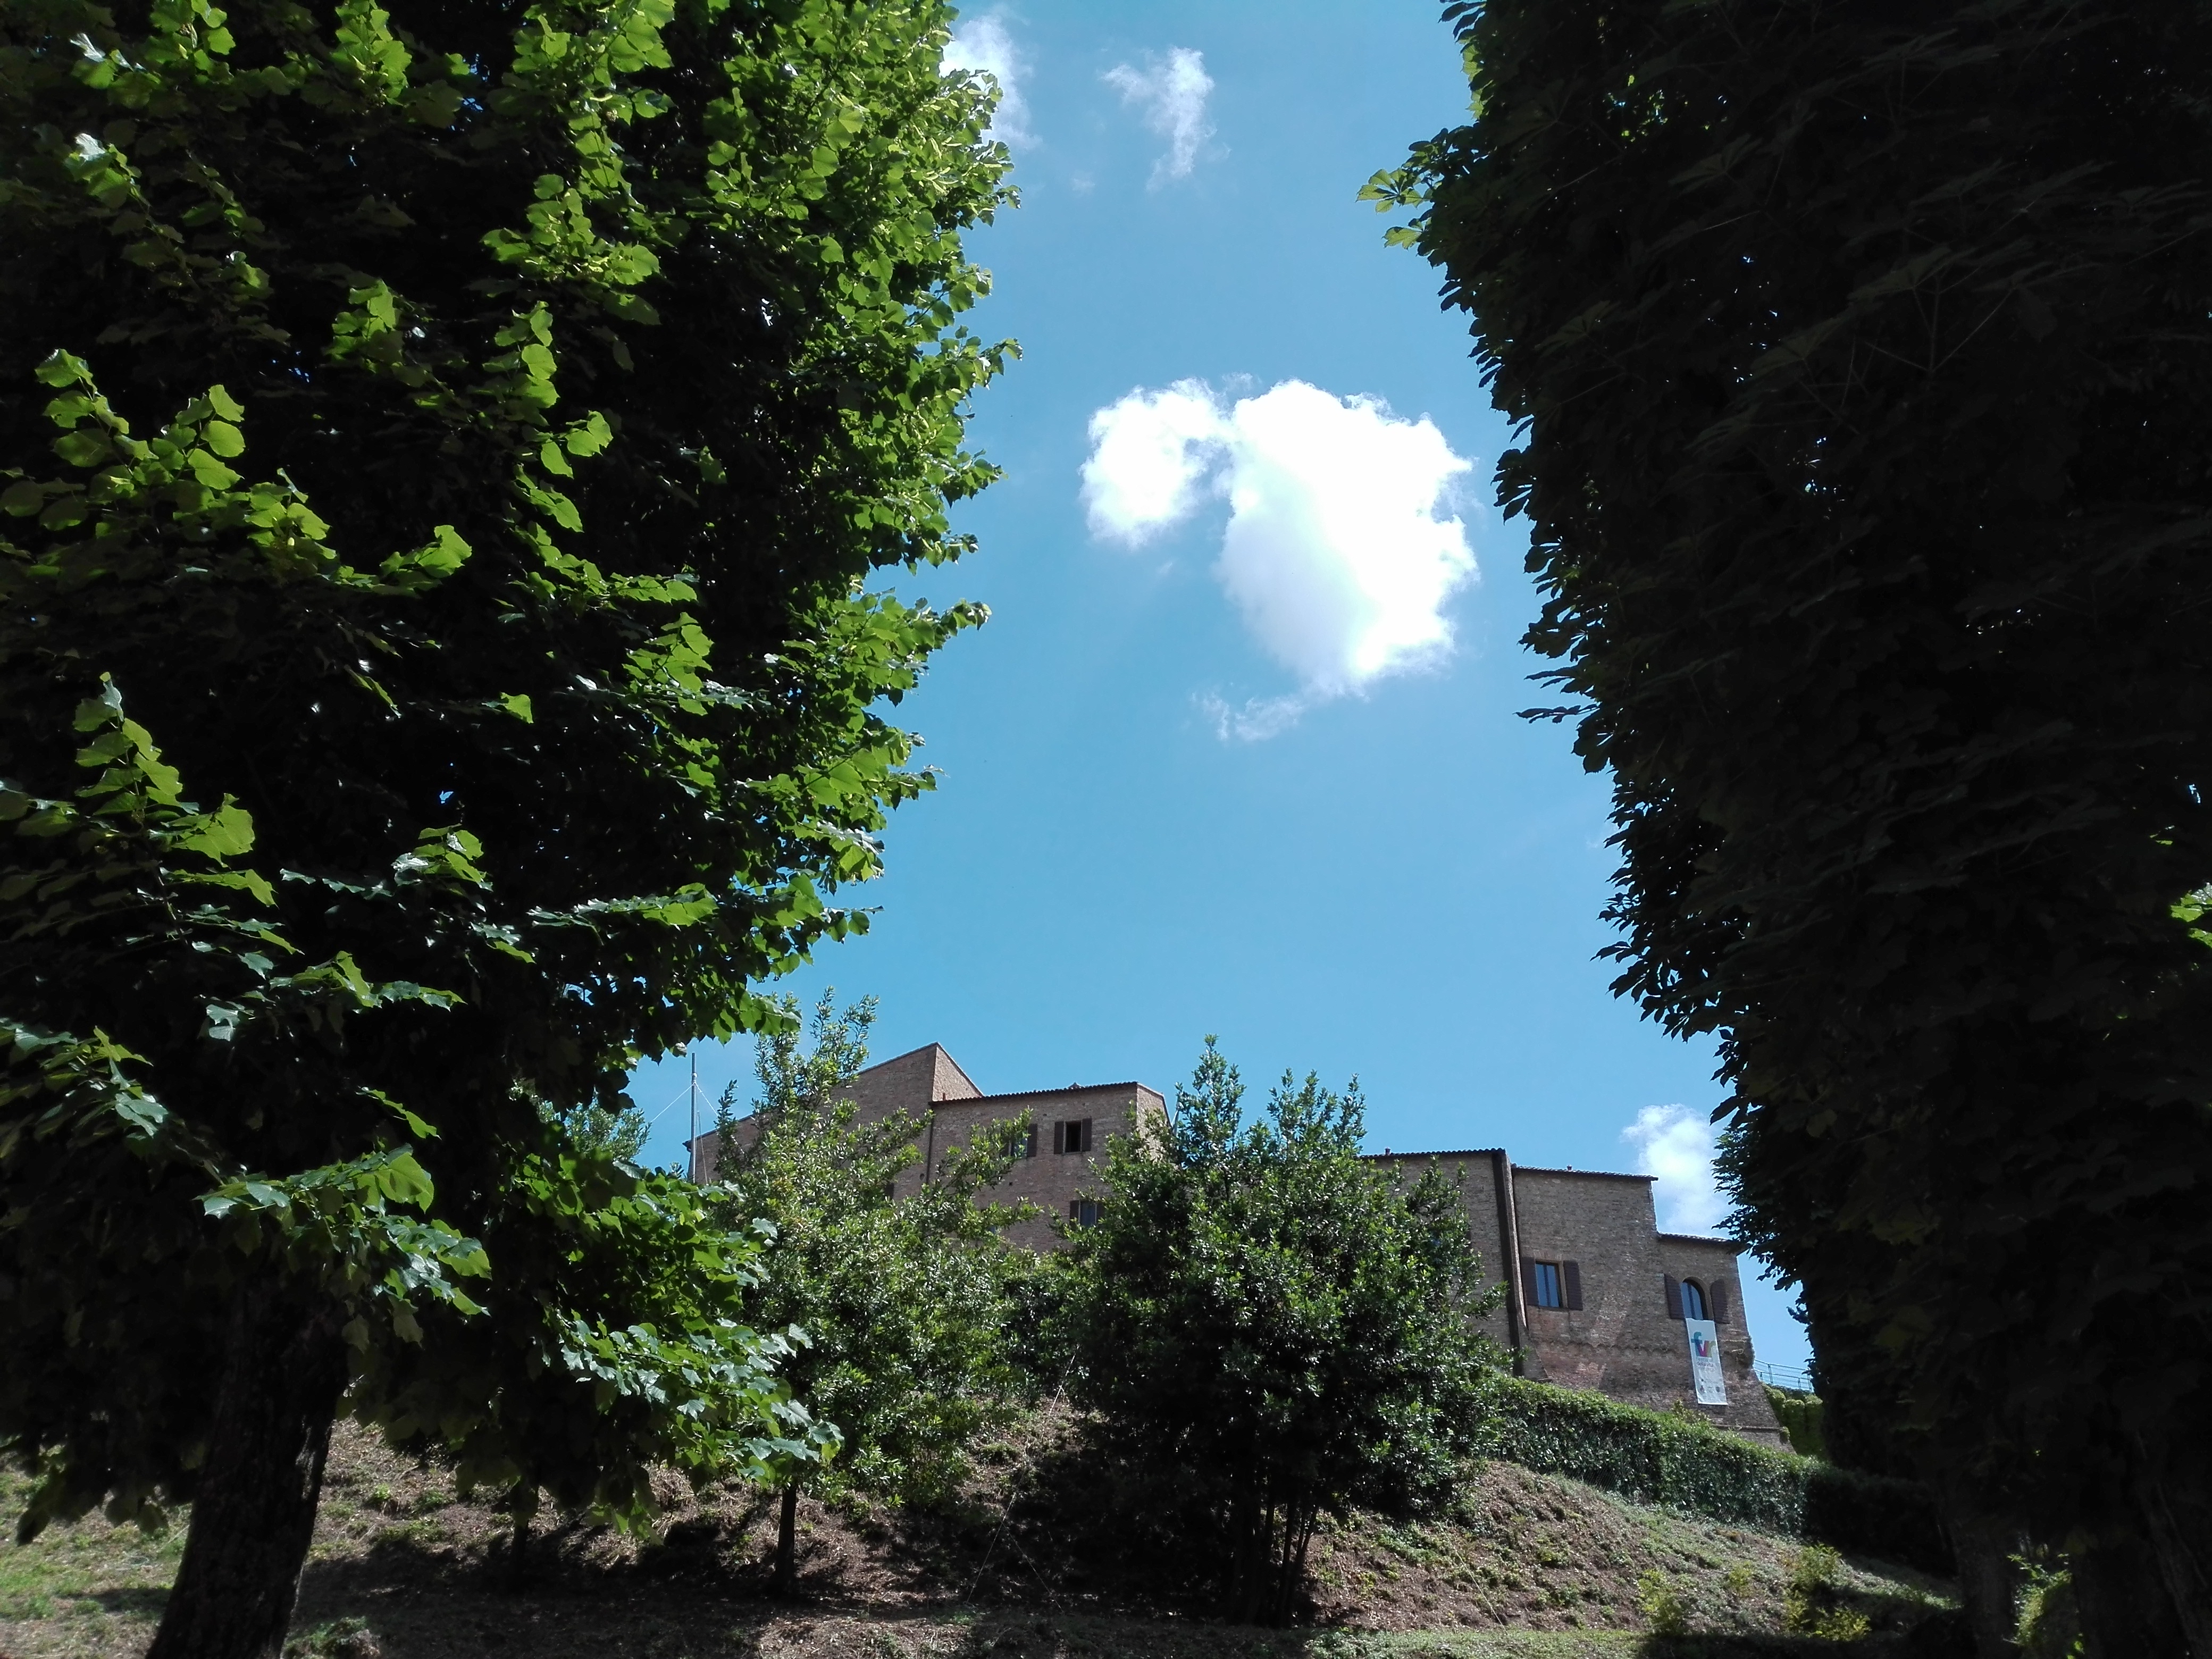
1056;1040;1501;1626
540;1087;650;1165
712;991;1036;1595
1372;3;2212;1650
0;1;1009;1652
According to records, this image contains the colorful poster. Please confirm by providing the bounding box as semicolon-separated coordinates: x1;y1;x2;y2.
1686;1318;1728;1406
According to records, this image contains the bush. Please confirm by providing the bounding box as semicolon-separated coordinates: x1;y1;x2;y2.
1483;1376;1951;1574
1638;1568;1692;1636
1057;1042;1502;1624
1765;1385;1828;1461
2016;1557;2084;1658
1785;1546;1873;1641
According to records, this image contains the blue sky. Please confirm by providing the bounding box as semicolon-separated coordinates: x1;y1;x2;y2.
633;0;1812;1377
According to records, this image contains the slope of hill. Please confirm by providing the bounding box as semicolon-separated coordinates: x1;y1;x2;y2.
0;1414;1957;1659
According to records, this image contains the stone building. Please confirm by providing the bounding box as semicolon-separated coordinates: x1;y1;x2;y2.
690;1044;1782;1443
687;1042;1161;1253
1367;1151;1783;1444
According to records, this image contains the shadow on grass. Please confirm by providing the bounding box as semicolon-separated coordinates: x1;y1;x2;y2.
79;1585;172;1618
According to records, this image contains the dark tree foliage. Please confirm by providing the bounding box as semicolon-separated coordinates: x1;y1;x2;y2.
1373;2;2212;1650
0;1;1008;1652
1056;1041;1500;1627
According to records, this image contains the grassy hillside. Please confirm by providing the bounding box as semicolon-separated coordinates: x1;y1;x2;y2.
0;1414;1955;1659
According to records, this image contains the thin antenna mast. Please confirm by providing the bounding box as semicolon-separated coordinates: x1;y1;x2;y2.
688;1046;699;1182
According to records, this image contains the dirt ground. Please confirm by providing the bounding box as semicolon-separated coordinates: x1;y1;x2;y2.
0;1414;1955;1659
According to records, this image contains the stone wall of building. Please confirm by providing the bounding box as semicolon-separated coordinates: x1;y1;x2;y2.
1510;1167;1782;1444
908;1083;1165;1252
688;1042;979;1182
1364;1150;1520;1353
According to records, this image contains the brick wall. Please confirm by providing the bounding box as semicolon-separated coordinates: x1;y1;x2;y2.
1653;1232;1775;1439
688;1042;977;1182
1510;1168;1782;1444
903;1083;1166;1252
1364;1150;1519;1352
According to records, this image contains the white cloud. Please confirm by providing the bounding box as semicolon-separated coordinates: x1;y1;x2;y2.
1080;379;1477;736
1623;1105;1728;1236
1080;380;1223;543
944;13;1031;147
1104;47;1214;185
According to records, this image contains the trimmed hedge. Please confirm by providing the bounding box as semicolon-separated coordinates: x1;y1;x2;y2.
1765;1384;1829;1461
1480;1376;1952;1577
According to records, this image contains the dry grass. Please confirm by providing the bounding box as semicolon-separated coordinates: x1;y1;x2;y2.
0;1414;1954;1659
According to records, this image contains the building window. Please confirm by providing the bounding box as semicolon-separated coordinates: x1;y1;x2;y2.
1663;1273;1723;1323
1530;1260;1564;1309
1068;1198;1101;1228
1021;1124;1038;1159
1054;1119;1092;1154
1526;1259;1583;1310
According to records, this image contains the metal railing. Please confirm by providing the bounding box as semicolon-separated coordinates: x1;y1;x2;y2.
1755;1360;1815;1393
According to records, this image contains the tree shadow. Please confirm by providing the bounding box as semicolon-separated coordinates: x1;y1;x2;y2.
83;1586;173;1617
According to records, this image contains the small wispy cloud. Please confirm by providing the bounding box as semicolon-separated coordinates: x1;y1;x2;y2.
944;12;1032;147
1081;378;1477;738
1103;47;1214;185
1622;1105;1728;1236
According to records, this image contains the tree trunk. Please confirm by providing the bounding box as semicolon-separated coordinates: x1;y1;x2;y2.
773;1479;800;1597
146;1289;349;1659
504;1487;537;1590
1266;1500;1312;1628
1938;1492;2026;1659
2074;1531;2188;1659
2136;1461;2212;1658
1223;1486;1267;1625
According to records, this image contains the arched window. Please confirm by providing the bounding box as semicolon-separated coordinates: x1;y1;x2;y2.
1680;1279;1708;1321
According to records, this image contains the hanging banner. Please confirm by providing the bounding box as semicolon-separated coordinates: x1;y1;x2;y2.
1686;1318;1729;1406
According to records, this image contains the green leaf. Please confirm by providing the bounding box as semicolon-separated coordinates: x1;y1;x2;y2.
202;420;245;458
53;430;112;468
34;350;87;388
178;797;256;859
563;412;613;456
186;449;239;489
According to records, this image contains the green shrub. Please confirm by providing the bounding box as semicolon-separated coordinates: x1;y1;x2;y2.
1638;1568;1692;1636
1785;1546;1873;1641
284;1620;378;1659
2016;1557;2085;1658
1765;1385;1828;1461
1481;1376;1950;1574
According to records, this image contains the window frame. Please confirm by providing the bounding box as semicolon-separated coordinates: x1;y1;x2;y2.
1530;1259;1565;1309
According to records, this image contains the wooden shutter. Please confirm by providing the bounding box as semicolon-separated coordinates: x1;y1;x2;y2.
1663;1275;1682;1319
1077;1118;1093;1152
1053;1121;1069;1154
1522;1259;1541;1306
1710;1278;1729;1325
1563;1261;1582;1310
1068;1199;1079;1219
